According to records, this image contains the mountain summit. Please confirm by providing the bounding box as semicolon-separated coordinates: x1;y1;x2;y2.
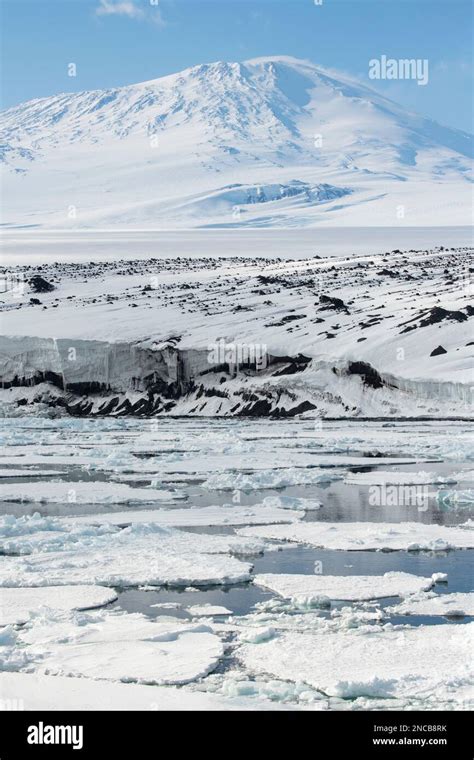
1;56;472;228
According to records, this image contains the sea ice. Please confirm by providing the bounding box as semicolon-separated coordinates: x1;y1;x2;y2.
188;605;232;617
0;586;117;626
388;593;474;617
253;572;435;603
0;482;184;504
237;520;474;551
344;471;456;486
262;495;322;511
0;516;257;588
237;622;474;705
6;610;224;686
204;469;341;490
0;469;66;478
62;503;303;528
0;672;290;710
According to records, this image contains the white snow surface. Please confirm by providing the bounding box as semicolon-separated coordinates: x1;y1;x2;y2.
0;482;184;504
238;520;474;551
188;605;232;617
237;622;474;705
61;503;303;528
0;586;117;626
344;471;457;486
253;572;435;603
0;671;290;710
0;514;257;588
388;593;474;617
204;469;341;491
0;470;66;478
3;610;224;686
1;56;472;228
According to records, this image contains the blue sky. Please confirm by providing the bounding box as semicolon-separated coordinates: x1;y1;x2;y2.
1;0;472;132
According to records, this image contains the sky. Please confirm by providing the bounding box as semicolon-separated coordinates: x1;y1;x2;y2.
1;0;472;132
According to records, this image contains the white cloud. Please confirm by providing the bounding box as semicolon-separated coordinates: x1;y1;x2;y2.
96;1;145;19
96;0;165;25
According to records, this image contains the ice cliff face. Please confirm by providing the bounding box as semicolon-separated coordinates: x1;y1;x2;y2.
0;338;471;418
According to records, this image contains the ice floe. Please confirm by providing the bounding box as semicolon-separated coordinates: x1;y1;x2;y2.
253;572;435;604
3;609;224;686
388;592;474;617
204;469;341;490
237;622;474;705
188;605;232;617
262;495;322;511
344;471;456;486
238;520;474;551
0;482;184;504
62;503;303;528
0;586;117;626
0;671;290;710
0;515;259;588
0;469;66;478
202;669;326;706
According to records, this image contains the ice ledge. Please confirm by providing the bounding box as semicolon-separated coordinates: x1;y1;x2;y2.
0;335;471;418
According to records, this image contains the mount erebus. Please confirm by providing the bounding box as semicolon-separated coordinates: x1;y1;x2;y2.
1;56;472;228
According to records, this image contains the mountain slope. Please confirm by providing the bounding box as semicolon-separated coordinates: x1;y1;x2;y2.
1;56;472;228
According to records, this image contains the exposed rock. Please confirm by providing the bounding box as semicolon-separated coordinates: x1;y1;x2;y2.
29;275;55;293
430;345;448;357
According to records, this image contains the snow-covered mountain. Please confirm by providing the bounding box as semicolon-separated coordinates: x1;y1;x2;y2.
1;56;472;228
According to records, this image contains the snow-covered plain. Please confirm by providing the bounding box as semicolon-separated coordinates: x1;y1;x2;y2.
0;417;472;711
